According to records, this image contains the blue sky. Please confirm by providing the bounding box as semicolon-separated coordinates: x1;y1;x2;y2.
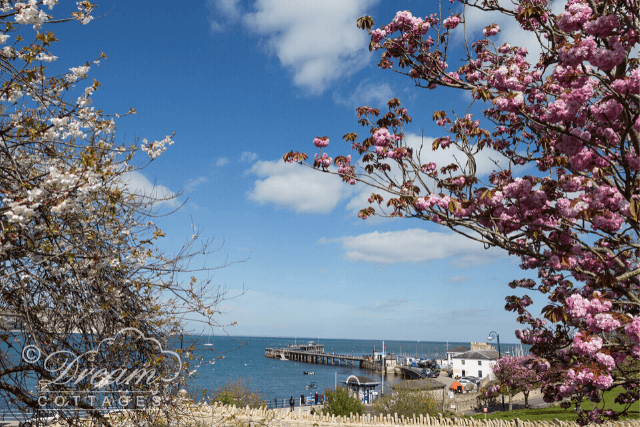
43;0;559;343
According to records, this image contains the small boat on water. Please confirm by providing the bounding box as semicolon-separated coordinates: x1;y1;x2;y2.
303;371;315;375
280;352;287;361
208;359;215;365
204;334;214;347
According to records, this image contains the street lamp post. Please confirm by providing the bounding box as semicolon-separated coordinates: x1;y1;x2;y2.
488;331;505;411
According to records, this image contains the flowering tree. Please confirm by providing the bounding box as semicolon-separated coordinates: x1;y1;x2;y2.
284;0;640;423
486;356;542;410
0;2;238;425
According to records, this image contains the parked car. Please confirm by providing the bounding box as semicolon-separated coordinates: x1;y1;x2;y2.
461;376;480;385
427;371;439;378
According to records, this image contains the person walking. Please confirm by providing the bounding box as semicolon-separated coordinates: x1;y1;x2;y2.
274;397;277;408
289;396;294;412
314;392;319;405
300;393;305;406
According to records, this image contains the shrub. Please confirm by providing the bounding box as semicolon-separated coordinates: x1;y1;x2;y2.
212;378;265;409
321;386;365;416
371;388;440;417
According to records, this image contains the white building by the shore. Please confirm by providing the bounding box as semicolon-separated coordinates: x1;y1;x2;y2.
445;345;469;365
451;343;498;379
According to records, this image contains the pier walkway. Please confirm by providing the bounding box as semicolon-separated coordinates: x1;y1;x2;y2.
265;347;367;368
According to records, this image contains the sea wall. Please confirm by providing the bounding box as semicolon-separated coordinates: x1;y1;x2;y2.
183;402;640;427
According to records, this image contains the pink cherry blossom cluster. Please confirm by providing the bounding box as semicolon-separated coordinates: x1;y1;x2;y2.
558;3;592;33
288;0;640;420
313;136;329;148
336;155;356;185
566;293;612;319
442;16;461;30
483;24;500;37
314;152;332;169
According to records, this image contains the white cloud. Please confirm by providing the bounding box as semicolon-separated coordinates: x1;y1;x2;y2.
447;275;469;284
343;132;507;217
243;0;379;93
216;157;230;167
246;160;354;214
333;79;394;108
117;171;180;209
184;176;208;193
404;132;504;178
206;0;242;33
326;228;506;266
240;151;259;163
460;0;567;63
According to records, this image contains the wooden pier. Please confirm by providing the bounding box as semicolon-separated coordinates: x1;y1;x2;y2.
265;346;367;368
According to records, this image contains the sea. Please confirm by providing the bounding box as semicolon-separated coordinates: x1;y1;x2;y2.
184;335;526;404
0;334;527;418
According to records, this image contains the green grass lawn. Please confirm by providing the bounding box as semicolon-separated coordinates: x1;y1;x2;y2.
469;388;639;422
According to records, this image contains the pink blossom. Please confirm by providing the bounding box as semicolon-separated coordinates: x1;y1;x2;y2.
592;211;623;232
568;148;596;171
373;128;392;147
558;383;576;397
414;197;432;211
394;10;414;27
542;99;574;123
442;16;461;30
589;37;625;71
371;29;386;43
594;352;616;370
313;136;329;148
421;162;437;173
503;178;532;198
314;152;332;168
625;153;640;171
589;185;626;211
483;24;499;37
568;367;595;384
590;99;623;123
588;295;612;314
566;293;589;318
548;255;561;269
556;129;589;156
586;313;621;333
632;345;640;360
594;374;613;389
558;3;593;33
583;14;619;37
558;37;595;66
625;317;640;344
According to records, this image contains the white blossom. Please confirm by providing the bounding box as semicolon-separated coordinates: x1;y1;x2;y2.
14;1;48;29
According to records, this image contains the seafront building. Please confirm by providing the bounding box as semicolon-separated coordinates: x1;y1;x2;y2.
451;342;498;379
445;345;469;365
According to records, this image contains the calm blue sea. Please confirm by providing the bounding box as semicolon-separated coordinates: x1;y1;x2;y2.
0;334;527;416
184;335;525;403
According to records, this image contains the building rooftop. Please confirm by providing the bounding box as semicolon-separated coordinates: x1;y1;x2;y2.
446;346;470;354
452;350;499;360
341;376;380;386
